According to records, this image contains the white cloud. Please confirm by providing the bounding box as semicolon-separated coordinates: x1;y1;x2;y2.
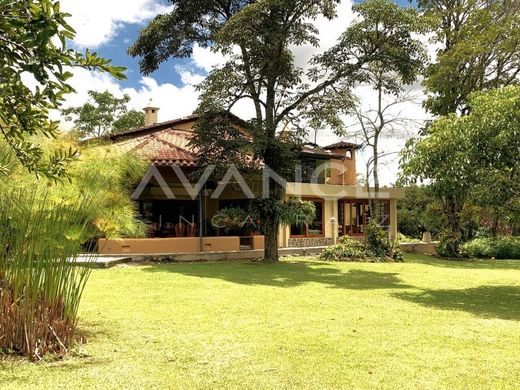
191;44;230;72
57;68;200;130
60;0;170;48
291;1;356;68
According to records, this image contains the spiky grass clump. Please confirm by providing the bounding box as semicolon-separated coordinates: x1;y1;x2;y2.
0;191;93;361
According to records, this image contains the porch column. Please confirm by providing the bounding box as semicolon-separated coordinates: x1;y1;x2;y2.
332;199;338;244
389;199;398;241
198;184;205;252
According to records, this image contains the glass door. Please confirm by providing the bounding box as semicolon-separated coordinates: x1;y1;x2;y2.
341;200;368;236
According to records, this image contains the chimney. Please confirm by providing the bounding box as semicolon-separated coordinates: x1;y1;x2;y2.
143;101;159;126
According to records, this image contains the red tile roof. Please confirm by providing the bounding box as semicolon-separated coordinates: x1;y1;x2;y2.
323;141;362;150
115;128;197;167
110;112;248;140
111;113;356;167
300;147;344;159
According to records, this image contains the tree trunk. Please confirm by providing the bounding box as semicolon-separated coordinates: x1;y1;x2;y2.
445;196;463;255
371;142;381;224
491;214;499;237
264;219;279;263
373;143;380;199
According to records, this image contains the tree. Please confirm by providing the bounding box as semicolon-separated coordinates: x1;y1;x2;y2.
63;90;144;138
312;2;426;210
400;86;520;255
462;86;520;236
130;0;425;262
0;0;125;180
397;185;443;239
113;110;145;133
417;0;520;115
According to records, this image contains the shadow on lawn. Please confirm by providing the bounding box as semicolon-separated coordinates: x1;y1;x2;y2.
142;261;413;290
395;285;520;321
413;255;520;271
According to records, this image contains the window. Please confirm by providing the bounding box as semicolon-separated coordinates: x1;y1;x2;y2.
302;160;316;182
339;199;390;236
290;199;324;237
293;159;317;183
345;149;352;159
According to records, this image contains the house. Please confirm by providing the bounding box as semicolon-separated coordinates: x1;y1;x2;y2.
97;105;404;255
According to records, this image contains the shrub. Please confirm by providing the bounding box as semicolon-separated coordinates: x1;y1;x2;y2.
436;230;465;258
365;220;390;258
320;236;371;261
397;233;421;243
366;221;404;262
463;236;520;259
0;191;95;360
320;223;404;263
211;207;248;232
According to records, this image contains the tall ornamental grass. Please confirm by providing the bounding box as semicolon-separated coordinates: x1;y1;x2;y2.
0;191;94;361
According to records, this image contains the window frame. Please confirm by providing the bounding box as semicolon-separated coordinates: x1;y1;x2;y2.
339;199;391;237
290;197;325;238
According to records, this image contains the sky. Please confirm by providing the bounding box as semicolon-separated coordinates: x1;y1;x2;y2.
58;0;428;186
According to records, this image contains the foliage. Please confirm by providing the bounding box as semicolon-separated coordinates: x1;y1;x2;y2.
417;0;520;115
435;230;464;258
397;233;421;243
0;135;147;240
277;198;316;227
365;220;391;258
365;220;404;261
63;90;144;139
463;236;520;260
112;110;145;133
68;143;148;239
0;0;125;179
211;207;248;232
131;0;428;262
320;236;372;261
397;186;443;239
400;86;520;256
0;190;95;360
188;112;259;177
321;222;403;262
248;198;316;235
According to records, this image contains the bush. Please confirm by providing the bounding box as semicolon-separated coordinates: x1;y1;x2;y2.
320;236;372;261
397;233;421;243
463;236;520;259
211;207;248;232
365;220;390;258
366;221;404;262
320;222;404;262
0;191;95;360
436;230;464;258
397;186;444;239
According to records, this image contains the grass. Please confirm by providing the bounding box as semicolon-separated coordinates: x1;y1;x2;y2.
1;254;520;389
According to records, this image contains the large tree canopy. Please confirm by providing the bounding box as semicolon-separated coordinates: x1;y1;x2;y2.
130;0;430;261
0;0;125;179
400;86;520;253
417;0;520;115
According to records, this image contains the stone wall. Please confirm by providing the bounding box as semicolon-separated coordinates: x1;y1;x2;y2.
287;237;334;248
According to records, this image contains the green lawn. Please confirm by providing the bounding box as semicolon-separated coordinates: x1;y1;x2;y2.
1;254;520;389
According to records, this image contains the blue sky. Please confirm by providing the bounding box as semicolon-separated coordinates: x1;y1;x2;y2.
73;0;416;90
93;23;187;89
